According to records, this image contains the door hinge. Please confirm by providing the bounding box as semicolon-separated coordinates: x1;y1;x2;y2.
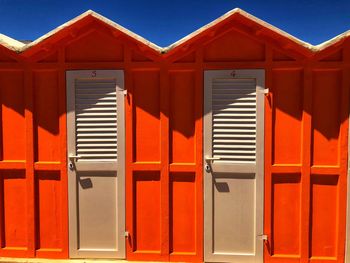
261;88;269;95
258;234;268;241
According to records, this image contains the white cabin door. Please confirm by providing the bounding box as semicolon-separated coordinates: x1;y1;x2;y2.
66;70;125;258
204;70;265;263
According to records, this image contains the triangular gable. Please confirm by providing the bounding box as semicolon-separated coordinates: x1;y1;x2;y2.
0;10;162;60
163;8;315;59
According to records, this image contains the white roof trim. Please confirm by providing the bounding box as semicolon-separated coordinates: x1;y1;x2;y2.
0;8;348;54
0;33;26;51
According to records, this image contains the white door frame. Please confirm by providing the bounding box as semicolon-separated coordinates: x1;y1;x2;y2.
66;70;125;258
203;69;265;262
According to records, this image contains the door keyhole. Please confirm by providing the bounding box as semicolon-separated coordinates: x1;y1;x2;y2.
205;163;211;173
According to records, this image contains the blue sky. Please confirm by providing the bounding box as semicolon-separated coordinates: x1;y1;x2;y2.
0;0;349;47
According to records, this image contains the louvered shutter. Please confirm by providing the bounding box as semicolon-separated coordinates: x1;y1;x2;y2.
75;78;118;162
212;78;256;164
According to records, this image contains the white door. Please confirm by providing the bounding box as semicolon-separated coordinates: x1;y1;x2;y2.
66;70;125;258
204;70;265;263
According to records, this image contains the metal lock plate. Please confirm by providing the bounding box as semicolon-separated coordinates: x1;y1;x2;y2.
205;163;211;173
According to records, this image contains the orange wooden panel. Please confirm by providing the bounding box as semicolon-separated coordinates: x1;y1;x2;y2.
0;71;25;161
132;70;161;162
0;49;17;62
131;50;152;62
169;71;195;164
133;172;161;253
271;174;300;256
173;52;196;63
310;174;338;258
37;51;58;63
2;171;27;249
319;49;343;62
312;70;341;166
33;71;60;162
35;171;62;250
272;49;295;61
203;29;265;61
65;30;124;62
169;173;195;254
272;69;302;165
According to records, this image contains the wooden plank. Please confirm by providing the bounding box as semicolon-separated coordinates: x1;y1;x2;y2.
24;67;35;257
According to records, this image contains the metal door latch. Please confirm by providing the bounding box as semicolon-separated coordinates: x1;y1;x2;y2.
204;156;220;173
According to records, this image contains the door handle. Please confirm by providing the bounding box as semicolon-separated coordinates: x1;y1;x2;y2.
69;155;81;160
205;156;221;162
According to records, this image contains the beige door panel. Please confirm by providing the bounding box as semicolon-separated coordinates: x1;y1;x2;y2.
66;70;125;259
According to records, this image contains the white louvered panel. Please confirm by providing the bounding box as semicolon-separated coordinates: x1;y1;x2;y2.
212;78;256;164
75;79;117;162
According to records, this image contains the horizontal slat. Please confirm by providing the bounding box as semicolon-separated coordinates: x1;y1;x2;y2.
213;112;256;117
214;144;256;149
77;117;116;122
77;150;117;154
77;133;116;137
77;138;117;142
213;101;256;106
212;107;256;112
76;101;116;106
212;97;256;101
213;154;255;160
213;128;255;133
76;97;116;102
77;127;117;132
213;123;256;128
76;106;116;111
77;143;117;147
213;139;256;143
213;118;256;122
213;160;255;165
76;112;116;117
213;133;255;138
213;151;255;155
77;122;116;127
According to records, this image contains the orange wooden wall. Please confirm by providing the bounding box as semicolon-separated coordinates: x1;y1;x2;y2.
0;12;349;263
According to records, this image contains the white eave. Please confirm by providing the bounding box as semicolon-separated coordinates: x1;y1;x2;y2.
0;8;348;54
0;33;26;52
